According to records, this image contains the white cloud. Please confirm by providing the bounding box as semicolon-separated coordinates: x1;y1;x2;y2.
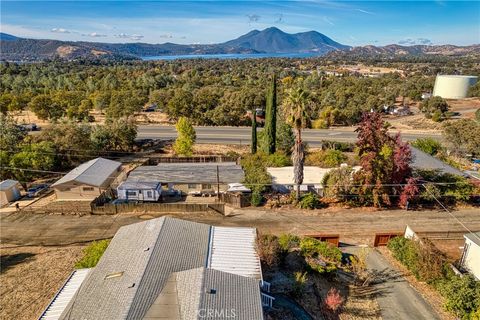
114;33;144;41
399;37;433;45
355;9;374;15
82;32;107;38
159;34;173;39
51;27;71;33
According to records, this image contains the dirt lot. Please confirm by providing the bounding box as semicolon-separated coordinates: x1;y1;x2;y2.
0;245;86;320
447;98;480;119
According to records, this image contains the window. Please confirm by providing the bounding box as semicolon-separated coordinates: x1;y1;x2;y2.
126;191;137;196
146;191;153;198
188;184;197;189
83;187;94;192
202;184;212;189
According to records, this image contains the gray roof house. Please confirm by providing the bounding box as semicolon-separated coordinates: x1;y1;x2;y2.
410;146;465;177
40;217;268;320
52;158;122;200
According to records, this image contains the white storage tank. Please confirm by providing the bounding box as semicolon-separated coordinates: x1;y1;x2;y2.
433;75;478;99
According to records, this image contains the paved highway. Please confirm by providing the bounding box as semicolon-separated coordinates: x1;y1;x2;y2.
137;125;442;146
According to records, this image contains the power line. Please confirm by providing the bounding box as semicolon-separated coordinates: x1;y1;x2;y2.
421;183;480;243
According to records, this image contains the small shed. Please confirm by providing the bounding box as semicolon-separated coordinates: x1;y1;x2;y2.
460;232;480;280
117;181;162;202
0;179;22;206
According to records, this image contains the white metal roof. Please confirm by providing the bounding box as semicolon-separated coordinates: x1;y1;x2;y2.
39;268;91;320
208;226;262;280
51;158;121;188
0;179;20;191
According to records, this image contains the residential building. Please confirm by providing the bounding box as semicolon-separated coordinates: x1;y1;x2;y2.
267;166;361;194
0;179;22;206
127;162;244;196
39;217;269;320
51;157;122;201
410;146;466;177
117;181;162;202
459;231;480;280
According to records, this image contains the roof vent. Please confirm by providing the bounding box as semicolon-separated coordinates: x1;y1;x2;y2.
208;289;217;294
105;271;124;280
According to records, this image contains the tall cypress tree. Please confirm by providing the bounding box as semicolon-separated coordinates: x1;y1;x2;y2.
251;109;257;154
264;74;277;154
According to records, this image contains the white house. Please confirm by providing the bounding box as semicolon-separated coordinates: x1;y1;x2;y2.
116;181;162;202
460;232;480;280
0;179;22;206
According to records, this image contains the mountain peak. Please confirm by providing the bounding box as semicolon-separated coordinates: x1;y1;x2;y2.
223;27;349;53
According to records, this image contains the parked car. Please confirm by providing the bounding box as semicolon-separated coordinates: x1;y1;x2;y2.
27;184;49;197
17;123;39;131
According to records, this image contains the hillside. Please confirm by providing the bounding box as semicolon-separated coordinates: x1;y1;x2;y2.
327;44;480;59
0;28;348;61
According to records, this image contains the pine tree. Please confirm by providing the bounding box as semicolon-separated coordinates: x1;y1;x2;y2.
264;74;277;154
251;109;257;154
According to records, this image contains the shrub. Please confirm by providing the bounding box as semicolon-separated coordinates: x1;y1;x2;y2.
256;234;282;267
431;110;443;122
265;152;292;167
241;153;272;193
75;240;110;268
324;287;344;312
411;138;443;156
322;166;354;199
306;149;347;167
436;274;480;319
251;191;263;206
292;271;308;298
299;237;342;263
298;192;320;209
278;234;300;252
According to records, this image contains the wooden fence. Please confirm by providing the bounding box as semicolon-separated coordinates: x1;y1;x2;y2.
91;202;225;215
416;230;473;240
147;155;239;165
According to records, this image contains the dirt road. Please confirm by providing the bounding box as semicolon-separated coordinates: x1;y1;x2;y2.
1;207;479;246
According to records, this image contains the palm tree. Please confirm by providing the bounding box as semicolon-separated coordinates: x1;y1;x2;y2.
283;85;311;201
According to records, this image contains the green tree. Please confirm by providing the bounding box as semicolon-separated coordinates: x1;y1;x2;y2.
28;94;64;120
264;74;277;154
443;119;480;156
9;141;56;181
283;83;312;201
276;120;294;155
411;138;443;156
0;114;27;152
173;117;196;156
91;118;137;152
421;96;449;118
251;109;257;154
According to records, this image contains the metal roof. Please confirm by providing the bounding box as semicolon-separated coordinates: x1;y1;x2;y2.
410;146;466;177
464;232;480;247
0;179;20;191
117;180;160;190
128;163;244;184
144;267;264;320
58;217;264;320
51;157;122;188
39;268;91;320
208;226;262;280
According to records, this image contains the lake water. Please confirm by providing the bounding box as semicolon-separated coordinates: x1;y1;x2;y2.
142;52;322;61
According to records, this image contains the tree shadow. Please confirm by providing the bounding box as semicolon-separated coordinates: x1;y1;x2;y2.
0;253;35;273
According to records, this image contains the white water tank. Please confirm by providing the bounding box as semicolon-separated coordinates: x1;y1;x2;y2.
433;75;478;99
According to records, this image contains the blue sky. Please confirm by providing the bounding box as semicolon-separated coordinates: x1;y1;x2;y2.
1;1;479;46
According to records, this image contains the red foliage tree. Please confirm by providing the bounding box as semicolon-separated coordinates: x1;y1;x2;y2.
324;287;344;312
399;177;420;209
355;112;413;207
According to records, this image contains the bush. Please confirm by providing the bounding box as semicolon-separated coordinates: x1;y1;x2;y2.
411;138;443;156
324;287;344;313
305;149;347;167
278;234;300;252
299;237;342;263
241;153;272;193
256;234;282;267
251;191;263;206
436;274;480;319
298;192;320;209
292;271;308;298
75;240;110;268
265;152;292;167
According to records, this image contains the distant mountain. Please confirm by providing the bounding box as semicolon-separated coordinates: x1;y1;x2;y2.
222;27;349;53
0;27;348;61
0;33;20;41
328;44;480;58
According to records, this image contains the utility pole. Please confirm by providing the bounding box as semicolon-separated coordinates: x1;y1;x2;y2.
216;165;220;200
